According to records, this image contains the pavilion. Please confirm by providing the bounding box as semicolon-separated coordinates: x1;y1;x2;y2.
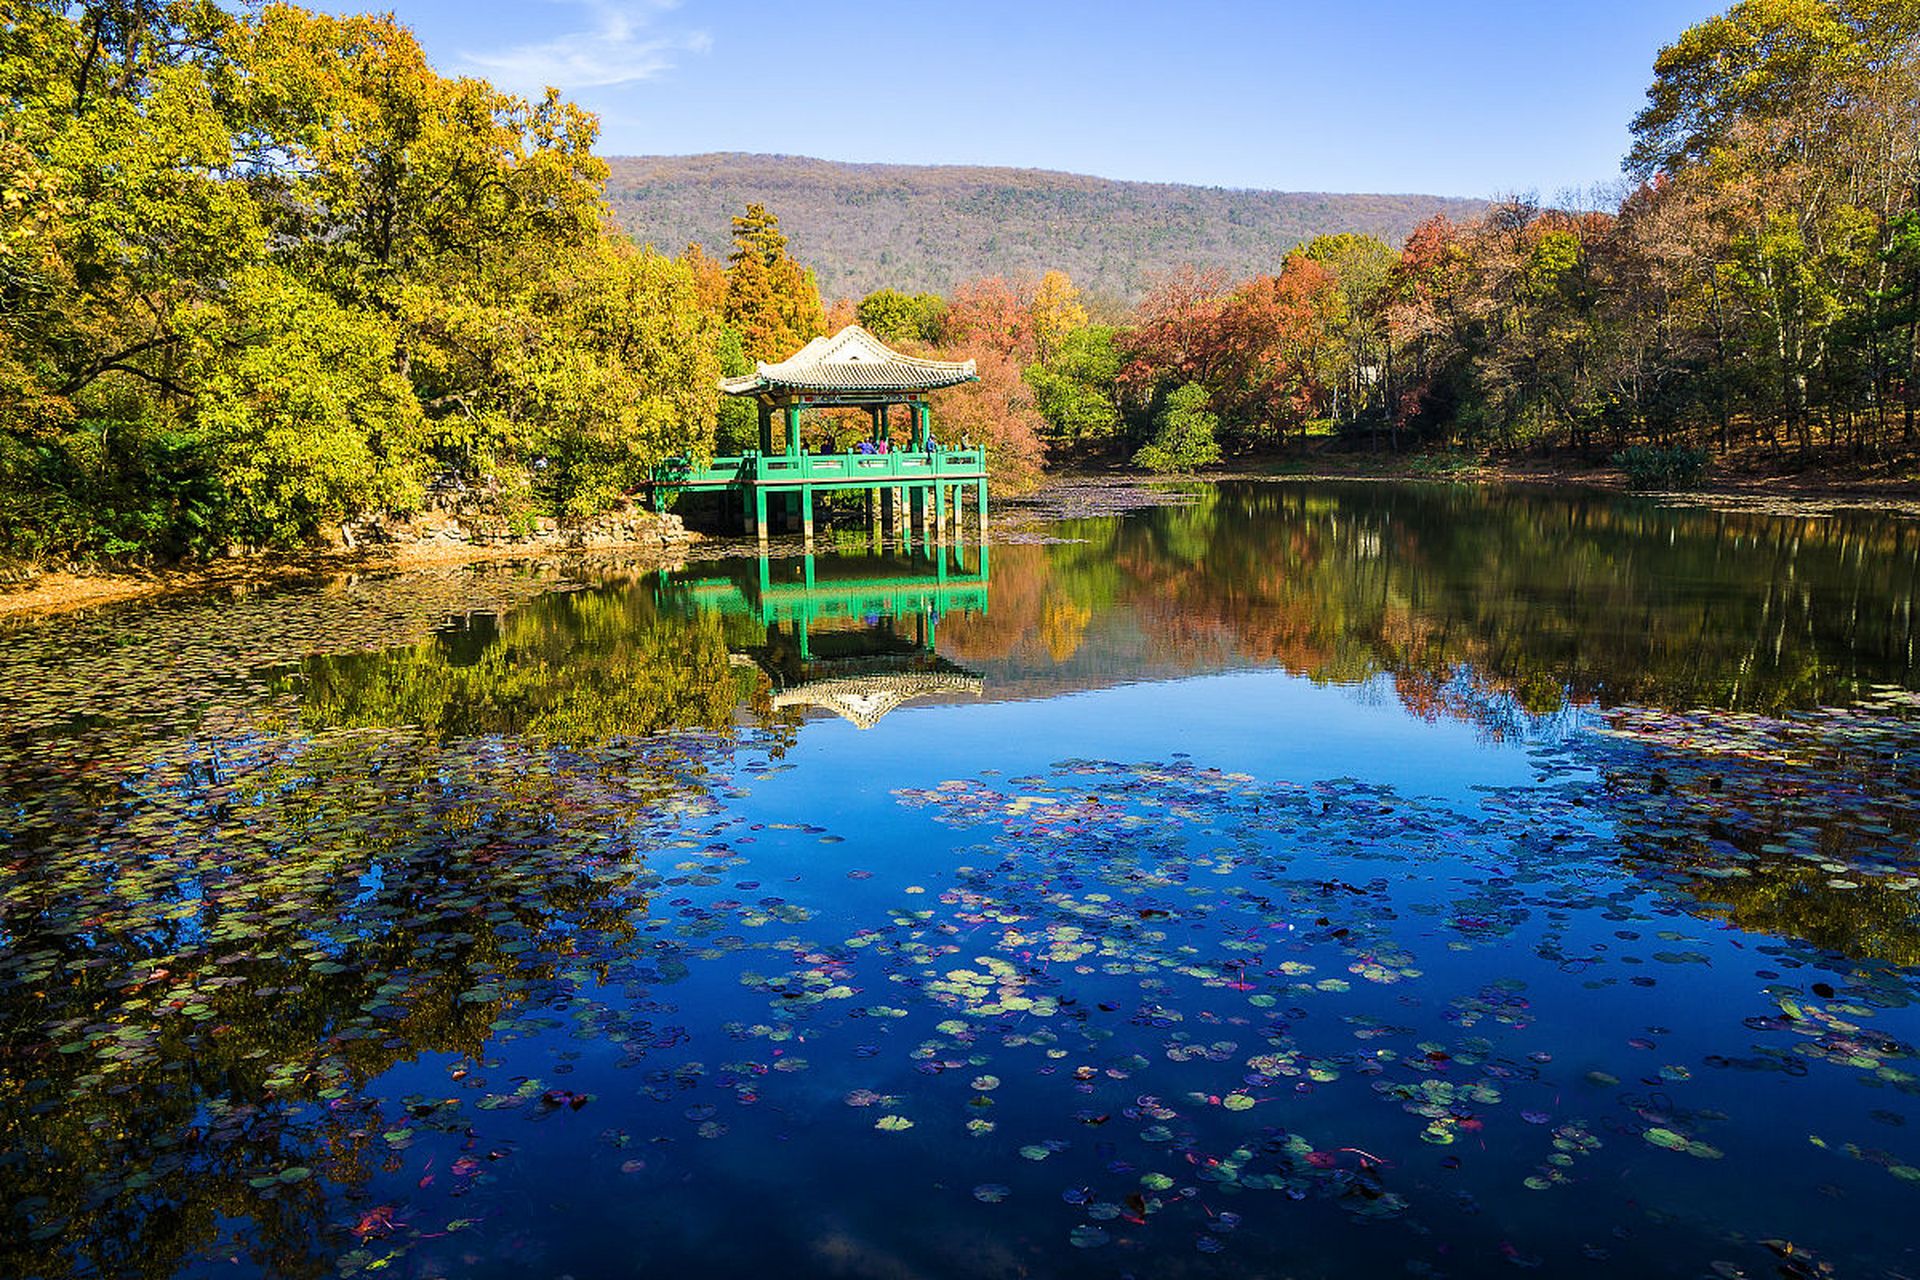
652;325;989;544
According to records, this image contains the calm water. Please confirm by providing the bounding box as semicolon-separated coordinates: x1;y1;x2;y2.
5;480;1920;1280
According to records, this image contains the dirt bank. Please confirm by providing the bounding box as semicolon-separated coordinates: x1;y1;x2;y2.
0;521;694;623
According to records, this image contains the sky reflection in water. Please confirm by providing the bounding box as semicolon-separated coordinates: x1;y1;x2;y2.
3;481;1920;1280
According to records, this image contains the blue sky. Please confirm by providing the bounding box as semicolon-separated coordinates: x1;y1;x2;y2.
340;0;1728;198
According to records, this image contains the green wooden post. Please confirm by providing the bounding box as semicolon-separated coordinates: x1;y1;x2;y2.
785;405;801;457
758;401;773;455
933;481;946;541
801;484;815;540
754;485;768;546
976;478;988;530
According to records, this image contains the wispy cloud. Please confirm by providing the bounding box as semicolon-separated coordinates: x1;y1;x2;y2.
458;0;711;92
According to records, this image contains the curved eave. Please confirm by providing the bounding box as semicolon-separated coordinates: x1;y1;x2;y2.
718;325;978;397
718;368;978;398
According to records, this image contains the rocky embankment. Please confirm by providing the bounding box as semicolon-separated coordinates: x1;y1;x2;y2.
1;501;694;620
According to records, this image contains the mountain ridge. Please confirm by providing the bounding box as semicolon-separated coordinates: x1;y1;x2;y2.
603;153;1489;302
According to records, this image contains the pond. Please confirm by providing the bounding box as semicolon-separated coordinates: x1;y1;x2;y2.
4;479;1920;1280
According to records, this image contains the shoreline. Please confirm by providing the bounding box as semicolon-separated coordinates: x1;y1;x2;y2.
0;532;695;624
9;460;1920;622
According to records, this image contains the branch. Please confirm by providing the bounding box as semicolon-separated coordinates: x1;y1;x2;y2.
81;361;196;402
57;334;186;397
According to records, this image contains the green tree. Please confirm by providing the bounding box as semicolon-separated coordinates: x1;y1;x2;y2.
1305;233;1399;429
856;288;946;344
0;1;731;560
1025;325;1123;442
712;326;761;454
180;265;425;545
1626;0;1913;179
1134;383;1222;471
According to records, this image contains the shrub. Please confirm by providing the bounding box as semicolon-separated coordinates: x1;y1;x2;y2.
1612;444;1709;490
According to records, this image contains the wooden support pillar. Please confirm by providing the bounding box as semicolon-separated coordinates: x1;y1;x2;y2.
801;484;815;541
933;481;946;543
977;478;988;532
785;405;802;457
758;401;773;455
754;485;768;547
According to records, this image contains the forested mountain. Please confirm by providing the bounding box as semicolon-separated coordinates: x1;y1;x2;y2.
605;154;1488;302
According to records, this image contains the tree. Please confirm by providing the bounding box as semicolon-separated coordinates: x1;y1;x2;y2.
1305;233;1399;429
724;203;823;361
1133;383;1222;471
856;288;945;344
1626;0;1915;179
179;265;425;545
942;276;1035;362
519;238;721;512
1029;268;1088;368
0;1;733;561
1123;265;1232;395
1026;325;1123;442
1123;260;1340;444
926;346;1048;490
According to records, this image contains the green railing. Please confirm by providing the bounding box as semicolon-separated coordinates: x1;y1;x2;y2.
655;448;987;491
675;576;989;626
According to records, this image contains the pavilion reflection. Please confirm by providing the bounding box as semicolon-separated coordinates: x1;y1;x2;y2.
289;541;989;742
658;541;989;729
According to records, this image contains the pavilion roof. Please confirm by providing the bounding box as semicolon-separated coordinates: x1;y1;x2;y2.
720;325;976;397
770;671;985;730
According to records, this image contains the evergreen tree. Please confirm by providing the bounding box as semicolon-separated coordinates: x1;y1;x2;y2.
724;203;824;362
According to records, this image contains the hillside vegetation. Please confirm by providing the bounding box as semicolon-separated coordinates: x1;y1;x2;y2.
605;154;1488;302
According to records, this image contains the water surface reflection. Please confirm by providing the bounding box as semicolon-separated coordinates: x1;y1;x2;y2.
3;483;1920;1280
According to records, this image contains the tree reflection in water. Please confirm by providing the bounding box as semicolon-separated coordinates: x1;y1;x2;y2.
5;484;1920;1277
